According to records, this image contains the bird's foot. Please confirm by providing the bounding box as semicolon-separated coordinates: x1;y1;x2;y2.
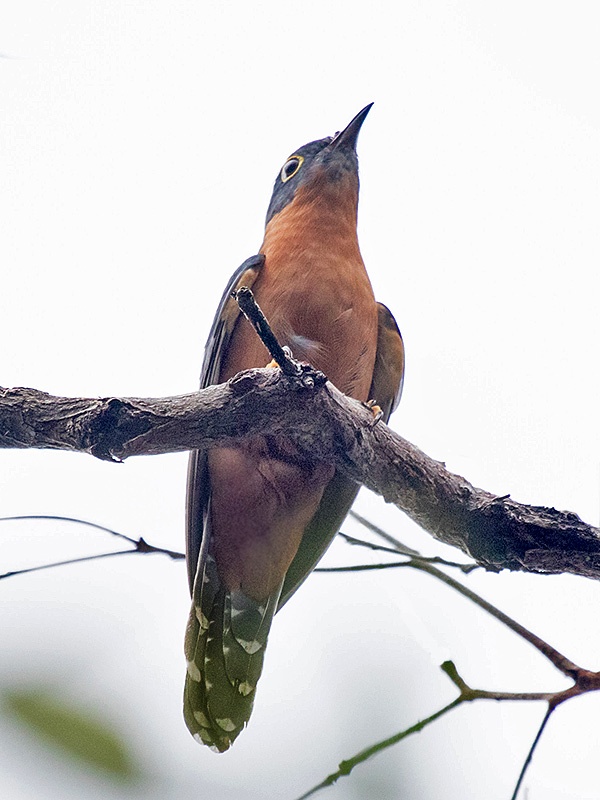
364;399;383;426
265;346;294;370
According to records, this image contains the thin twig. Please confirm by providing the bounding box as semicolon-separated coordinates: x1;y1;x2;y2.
511;706;554;800
233;287;302;376
441;661;554;704
338;530;417;557
0;514;139;545
295;659;557;800
350;514;581;678
315;561;411;573
349;509;421;554
0;515;184;581
294;697;464;800
338;531;479;572
408;559;580;678
0;549;139;579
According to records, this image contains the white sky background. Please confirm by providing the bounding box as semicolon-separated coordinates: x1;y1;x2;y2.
1;2;600;798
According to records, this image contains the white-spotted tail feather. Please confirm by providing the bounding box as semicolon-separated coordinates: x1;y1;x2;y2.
183;532;282;751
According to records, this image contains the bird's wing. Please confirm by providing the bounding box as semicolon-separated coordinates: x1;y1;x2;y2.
277;301;405;608
369;302;405;419
185;254;265;592
185;254;273;751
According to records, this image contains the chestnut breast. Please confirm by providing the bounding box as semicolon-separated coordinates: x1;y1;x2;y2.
220;179;378;401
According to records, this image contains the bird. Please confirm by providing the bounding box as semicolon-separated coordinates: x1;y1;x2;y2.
183;104;405;752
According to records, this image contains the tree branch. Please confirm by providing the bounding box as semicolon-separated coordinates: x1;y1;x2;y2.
1;372;599;580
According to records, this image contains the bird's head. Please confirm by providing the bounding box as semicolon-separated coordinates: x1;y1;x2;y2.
265;103;373;226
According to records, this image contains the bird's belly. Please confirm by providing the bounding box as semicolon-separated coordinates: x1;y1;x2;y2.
208;442;334;601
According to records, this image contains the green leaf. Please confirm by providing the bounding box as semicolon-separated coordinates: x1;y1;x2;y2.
3;687;138;781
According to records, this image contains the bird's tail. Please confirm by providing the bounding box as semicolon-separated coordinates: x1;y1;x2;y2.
183;537;281;752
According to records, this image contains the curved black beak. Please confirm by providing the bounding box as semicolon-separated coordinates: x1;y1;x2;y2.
329;103;373;152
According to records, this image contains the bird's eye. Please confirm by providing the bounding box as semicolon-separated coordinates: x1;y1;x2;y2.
280;155;304;183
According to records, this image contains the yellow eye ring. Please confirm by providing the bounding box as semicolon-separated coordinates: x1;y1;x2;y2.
280;155;304;183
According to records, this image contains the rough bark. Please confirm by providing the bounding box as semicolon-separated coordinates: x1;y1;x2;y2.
1;369;599;579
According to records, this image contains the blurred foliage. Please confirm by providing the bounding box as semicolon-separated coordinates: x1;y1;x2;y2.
3;687;139;782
